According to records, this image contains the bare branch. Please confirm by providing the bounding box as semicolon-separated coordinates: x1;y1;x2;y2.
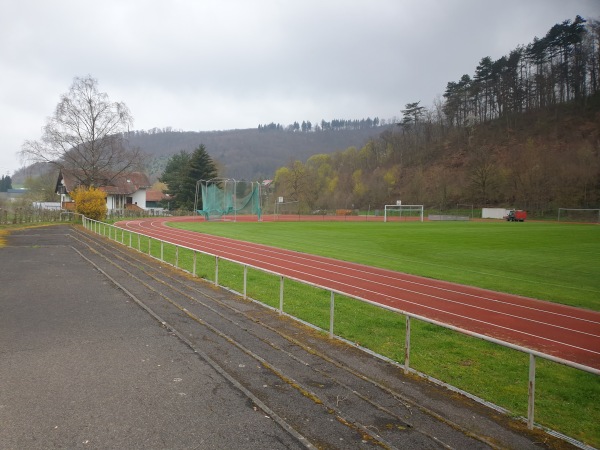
19;75;138;187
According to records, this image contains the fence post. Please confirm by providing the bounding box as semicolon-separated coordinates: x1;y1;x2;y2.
404;316;411;374
279;276;284;314
160;241;164;261
329;291;335;338
138;234;141;251
215;256;219;286
129;233;132;248
175;246;179;268
193;251;197;277
243;265;248;299
528;353;536;429
148;237;151;256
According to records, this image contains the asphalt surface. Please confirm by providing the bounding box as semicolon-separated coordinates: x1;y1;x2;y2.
0;225;577;449
0;226;303;449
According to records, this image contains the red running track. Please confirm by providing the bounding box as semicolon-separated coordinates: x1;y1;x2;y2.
116;216;600;371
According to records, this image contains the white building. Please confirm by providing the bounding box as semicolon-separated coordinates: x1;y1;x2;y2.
55;169;151;212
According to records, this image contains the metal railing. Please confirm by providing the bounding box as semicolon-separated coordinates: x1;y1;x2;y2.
81;217;599;437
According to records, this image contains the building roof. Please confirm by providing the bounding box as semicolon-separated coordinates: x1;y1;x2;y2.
146;189;170;202
56;169;151;196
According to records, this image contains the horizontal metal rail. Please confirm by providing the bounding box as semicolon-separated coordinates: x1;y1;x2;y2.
82;217;599;435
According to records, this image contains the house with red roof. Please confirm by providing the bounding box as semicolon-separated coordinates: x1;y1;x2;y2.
55;169;152;212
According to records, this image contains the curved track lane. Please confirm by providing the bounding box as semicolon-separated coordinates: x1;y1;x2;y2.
116;217;600;370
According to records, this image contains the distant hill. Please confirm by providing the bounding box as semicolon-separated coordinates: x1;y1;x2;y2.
11;125;393;185
125;126;394;181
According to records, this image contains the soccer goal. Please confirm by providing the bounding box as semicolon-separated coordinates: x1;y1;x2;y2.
384;204;424;222
557;208;600;223
194;178;262;221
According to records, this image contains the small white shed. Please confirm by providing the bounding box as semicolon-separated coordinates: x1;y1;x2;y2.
482;208;510;219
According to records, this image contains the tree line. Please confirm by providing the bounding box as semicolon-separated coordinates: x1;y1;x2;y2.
258;117;382;133
443;16;598;127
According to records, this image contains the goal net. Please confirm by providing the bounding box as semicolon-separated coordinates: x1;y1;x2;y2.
557;208;600;223
384;204;424;222
195;178;262;221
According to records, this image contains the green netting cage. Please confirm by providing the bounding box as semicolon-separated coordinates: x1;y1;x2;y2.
194;178;261;221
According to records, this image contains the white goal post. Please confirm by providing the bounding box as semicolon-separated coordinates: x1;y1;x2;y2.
384;204;424;222
557;208;600;223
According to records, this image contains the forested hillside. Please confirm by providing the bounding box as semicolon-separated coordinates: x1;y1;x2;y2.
12;120;390;186
272;98;599;215
125;124;391;182
272;16;600;216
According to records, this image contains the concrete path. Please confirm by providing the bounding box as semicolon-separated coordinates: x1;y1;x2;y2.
0;226;303;449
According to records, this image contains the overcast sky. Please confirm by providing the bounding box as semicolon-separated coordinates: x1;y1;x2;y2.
1;0;598;176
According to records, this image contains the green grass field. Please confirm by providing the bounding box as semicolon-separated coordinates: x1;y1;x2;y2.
161;219;600;446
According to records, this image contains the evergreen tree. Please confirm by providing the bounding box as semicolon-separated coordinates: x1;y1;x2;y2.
188;144;218;210
0;175;12;192
160;150;192;210
159;145;218;211
401;101;425;128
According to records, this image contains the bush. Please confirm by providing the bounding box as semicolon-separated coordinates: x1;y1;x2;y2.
71;186;107;220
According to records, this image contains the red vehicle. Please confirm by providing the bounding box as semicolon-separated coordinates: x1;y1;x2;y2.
505;209;527;222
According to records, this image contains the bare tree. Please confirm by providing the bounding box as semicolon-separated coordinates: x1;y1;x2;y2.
20;75;143;187
469;146;499;205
